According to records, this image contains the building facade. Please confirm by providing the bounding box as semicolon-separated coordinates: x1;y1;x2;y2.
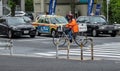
0;0;25;16
33;0;100;17
0;0;2;16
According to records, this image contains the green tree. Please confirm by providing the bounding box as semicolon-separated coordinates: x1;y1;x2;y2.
25;0;34;12
101;0;107;18
8;0;16;16
109;0;120;24
102;0;120;24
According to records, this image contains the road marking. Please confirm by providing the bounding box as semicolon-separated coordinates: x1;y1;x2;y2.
15;38;52;42
32;42;120;59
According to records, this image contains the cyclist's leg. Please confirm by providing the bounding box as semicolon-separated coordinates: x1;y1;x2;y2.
68;30;72;42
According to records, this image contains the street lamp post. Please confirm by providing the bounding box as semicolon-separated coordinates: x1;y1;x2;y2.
107;0;110;22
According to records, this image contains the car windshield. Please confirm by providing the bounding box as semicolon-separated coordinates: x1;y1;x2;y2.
23;16;31;22
7;17;26;25
90;16;106;24
50;17;68;24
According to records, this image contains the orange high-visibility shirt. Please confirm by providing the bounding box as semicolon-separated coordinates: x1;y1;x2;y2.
66;19;79;33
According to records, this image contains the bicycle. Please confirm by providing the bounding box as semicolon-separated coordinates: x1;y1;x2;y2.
53;26;88;47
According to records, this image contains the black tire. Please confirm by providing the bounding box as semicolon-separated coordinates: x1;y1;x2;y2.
111;33;116;37
30;35;35;38
92;29;98;37
36;30;41;36
37;32;41;36
53;32;66;47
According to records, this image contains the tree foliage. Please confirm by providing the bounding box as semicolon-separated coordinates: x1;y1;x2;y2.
25;0;33;12
101;0;107;18
8;0;16;16
102;0;120;24
109;0;120;24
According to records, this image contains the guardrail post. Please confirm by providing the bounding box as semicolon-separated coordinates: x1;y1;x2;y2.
9;39;13;55
56;39;59;59
67;41;70;59
80;42;83;60
90;38;94;60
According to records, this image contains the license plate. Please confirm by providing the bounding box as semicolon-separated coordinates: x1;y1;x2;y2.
109;30;112;33
24;31;29;34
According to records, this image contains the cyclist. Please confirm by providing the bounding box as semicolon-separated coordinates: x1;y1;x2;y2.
65;15;79;43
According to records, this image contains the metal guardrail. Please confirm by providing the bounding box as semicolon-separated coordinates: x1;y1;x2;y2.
56;37;94;60
56;39;70;59
0;38;13;55
80;38;94;60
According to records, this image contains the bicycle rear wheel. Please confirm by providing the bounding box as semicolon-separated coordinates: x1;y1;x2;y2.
53;33;67;47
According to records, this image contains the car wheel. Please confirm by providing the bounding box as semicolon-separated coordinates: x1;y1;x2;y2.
51;30;56;37
36;30;41;36
8;30;13;38
37;32;41;36
92;29;98;37
30;35;35;38
111;33;116;37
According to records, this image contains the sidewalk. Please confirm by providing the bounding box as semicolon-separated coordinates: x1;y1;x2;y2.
0;55;120;71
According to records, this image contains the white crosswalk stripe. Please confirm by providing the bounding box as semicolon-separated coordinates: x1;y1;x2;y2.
33;42;120;59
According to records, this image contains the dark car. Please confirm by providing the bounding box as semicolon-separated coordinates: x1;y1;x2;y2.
76;16;119;37
0;17;36;38
22;16;32;23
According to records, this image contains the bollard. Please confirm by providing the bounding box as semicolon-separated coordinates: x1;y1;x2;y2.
67;40;70;59
56;38;70;59
87;38;94;60
56;38;59;59
90;39;94;60
79;37;94;61
80;42;83;60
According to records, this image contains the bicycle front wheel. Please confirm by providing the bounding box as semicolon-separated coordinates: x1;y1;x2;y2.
53;33;67;47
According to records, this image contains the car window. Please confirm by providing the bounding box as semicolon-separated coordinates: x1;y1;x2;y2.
50;17;68;24
38;17;45;23
23;16;31;22
77;17;86;23
90;16;106;24
84;17;89;23
7;17;26;25
45;18;49;24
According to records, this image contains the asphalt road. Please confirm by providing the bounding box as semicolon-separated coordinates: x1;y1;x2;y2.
0;35;120;60
0;55;120;71
0;35;120;71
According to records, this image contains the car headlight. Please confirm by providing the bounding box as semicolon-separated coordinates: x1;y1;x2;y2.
12;26;19;30
99;26;106;29
114;26;118;29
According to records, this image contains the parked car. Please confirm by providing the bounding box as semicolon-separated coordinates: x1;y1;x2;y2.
32;15;68;36
0;17;36;38
21;16;32;23
76;16;119;37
